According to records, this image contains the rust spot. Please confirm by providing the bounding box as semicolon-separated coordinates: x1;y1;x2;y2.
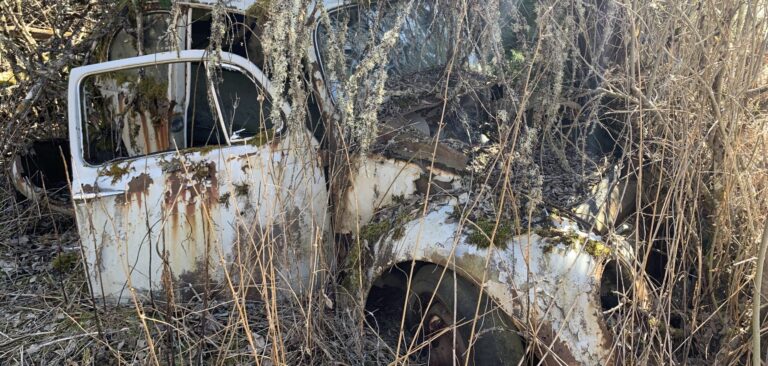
415;174;453;194
153;112;170;153
81;184;97;194
205;161;219;207
138;113;152;153
162;160;219;252
185;196;198;220
164;172;183;214
127;173;153;193
125;173;153;208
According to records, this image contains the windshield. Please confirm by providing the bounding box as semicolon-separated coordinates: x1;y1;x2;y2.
316;0;533;100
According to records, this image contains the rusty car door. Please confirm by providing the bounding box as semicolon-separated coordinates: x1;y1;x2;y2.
69;50;329;303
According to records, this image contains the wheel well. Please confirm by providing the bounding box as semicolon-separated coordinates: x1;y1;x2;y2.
367;260;488;295
599;259;633;311
365;260;512;313
364;261;536;363
369;261;427;293
364;261;426;325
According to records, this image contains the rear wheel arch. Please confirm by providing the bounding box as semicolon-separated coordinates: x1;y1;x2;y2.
366;261;528;365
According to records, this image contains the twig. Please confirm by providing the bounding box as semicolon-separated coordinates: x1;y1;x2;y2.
754;218;768;366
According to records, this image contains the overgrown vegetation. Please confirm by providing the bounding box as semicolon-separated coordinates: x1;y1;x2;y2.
1;0;767;364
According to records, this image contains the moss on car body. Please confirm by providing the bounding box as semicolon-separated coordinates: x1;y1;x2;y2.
467;219;513;249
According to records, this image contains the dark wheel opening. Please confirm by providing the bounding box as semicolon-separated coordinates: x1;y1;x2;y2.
366;263;526;366
600;260;634;311
409;291;470;365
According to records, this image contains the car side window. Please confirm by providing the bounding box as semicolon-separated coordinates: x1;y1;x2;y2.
189;8;266;71
316;2;453;83
214;67;273;141
80;62;272;165
109;12;173;60
188;65;273;147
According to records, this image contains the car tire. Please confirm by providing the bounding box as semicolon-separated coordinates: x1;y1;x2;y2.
406;264;525;366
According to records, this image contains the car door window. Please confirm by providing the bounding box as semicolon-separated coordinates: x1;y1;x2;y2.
188;65;273;147
215;66;273;141
80;61;272;165
81;62;188;164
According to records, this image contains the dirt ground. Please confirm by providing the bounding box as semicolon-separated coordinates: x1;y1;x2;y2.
0;189;407;365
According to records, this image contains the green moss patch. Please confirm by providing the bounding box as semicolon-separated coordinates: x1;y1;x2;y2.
359;211;411;244
101;163;132;184
244;128;275;147
535;227;612;258
187;144;219;156
360;221;391;244
467;219;513;249
137;76;168;102
584;239;612;258
52;252;79;272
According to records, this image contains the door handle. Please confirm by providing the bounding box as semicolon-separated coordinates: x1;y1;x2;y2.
72;189;125;202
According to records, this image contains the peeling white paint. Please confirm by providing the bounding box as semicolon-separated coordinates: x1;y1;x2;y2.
338;156;424;233
370;203;624;365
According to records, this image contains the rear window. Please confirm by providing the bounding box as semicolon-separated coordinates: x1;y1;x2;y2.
109;12;173;60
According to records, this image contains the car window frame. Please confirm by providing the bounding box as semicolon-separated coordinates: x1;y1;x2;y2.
71;50;288;169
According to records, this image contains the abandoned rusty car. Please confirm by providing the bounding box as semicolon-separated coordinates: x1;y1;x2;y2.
11;1;645;365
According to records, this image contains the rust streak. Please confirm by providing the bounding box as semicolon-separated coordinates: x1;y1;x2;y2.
138;112;152;153
126;173;153;209
154;116;170;152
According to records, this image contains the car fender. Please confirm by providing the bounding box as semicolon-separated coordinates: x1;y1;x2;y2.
365;202;631;365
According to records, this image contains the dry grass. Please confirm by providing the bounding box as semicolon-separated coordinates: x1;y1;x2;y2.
1;0;768;365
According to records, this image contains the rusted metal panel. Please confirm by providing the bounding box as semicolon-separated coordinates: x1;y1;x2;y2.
366;202;626;365
68;51;330;302
75;130;329;302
